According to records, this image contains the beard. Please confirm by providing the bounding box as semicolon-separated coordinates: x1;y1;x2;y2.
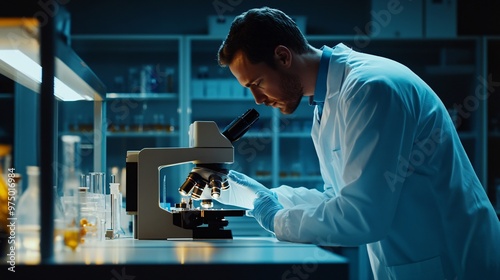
279;71;304;115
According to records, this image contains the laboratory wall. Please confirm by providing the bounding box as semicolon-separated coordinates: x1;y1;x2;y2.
2;0;499;207
1;1;499;279
0;0;498;209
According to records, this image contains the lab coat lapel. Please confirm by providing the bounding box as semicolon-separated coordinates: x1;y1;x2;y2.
313;44;350;195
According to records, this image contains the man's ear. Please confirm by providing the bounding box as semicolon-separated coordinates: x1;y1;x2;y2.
274;45;292;68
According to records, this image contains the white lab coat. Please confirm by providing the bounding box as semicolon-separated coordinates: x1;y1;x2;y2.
273;43;500;279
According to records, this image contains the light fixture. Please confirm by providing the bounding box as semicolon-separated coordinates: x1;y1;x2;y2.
0;18;105;101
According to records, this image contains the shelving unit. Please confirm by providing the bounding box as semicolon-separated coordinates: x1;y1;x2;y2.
67;35;184;202
64;34;492;211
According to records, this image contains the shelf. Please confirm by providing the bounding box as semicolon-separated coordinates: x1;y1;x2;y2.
279;132;312;138
60;131;94;137
191;97;254;101
242;132;273;138
106;93;178;100
60;131;179;138
107;131;179;137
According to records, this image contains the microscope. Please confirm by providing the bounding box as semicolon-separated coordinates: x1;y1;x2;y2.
126;109;259;240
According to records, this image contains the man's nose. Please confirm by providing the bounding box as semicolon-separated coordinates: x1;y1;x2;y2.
251;88;266;105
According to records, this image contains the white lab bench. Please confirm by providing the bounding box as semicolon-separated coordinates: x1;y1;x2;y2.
2;237;349;279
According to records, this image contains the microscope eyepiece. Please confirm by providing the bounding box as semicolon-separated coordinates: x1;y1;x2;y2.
222;108;259;142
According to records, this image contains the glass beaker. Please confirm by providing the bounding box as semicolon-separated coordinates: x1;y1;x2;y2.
79;202;100;245
82;192;107;241
61;194;82;251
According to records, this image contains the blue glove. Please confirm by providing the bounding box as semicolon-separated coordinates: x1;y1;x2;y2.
227;170;272;196
200;170;272;209
248;191;284;233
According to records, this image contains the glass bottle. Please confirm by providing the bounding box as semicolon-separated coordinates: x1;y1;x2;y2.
17;166;40;252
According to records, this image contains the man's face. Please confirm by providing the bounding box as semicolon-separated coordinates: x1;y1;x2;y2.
228;50;303;115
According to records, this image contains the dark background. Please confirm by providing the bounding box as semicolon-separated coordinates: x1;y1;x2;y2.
3;0;499;35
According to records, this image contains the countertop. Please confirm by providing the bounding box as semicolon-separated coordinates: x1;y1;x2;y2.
1;236;349;279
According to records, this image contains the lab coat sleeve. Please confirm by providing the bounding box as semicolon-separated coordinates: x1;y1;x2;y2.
274;78;416;246
273;185;328;209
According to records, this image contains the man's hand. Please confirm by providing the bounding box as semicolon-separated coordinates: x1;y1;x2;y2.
200;170;272;209
248;191;284;233
227;170;272;195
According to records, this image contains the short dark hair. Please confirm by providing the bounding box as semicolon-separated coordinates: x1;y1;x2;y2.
217;7;310;68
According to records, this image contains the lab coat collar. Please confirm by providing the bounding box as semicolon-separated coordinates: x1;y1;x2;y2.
310;44;351;123
309;44;351;105
309;45;333;107
325;43;351;97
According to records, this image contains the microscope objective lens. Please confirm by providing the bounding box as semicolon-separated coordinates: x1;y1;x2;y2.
211;188;220;198
208;174;223;198
221;180;229;190
179;172;204;196
178;178;195;196
201;199;213;209
191;183;206;199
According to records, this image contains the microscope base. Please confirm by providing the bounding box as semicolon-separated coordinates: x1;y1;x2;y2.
172;209;245;239
192;227;234;239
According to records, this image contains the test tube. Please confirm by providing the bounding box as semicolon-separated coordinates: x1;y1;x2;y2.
89;172;106;195
88;172;96;193
88;172;107;241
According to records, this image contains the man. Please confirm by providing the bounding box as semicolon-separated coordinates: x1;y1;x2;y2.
209;6;500;279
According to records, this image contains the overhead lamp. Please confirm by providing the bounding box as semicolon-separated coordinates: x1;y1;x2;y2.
0;18;105;101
